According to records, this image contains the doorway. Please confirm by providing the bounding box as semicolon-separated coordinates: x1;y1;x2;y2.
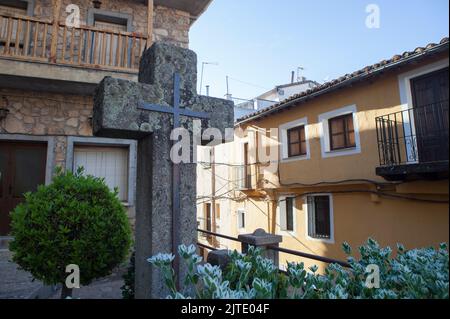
0;141;47;236
411;67;449;163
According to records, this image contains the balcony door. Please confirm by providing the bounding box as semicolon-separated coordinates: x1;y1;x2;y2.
411;67;449;163
0;142;47;236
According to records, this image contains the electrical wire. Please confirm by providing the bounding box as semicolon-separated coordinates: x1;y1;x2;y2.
227;76;271;91
198;161;400;187
196;161;448;205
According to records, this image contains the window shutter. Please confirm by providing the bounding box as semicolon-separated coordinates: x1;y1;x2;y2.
286;197;294;231
279;198;287;231
307;196;315;237
237;209;245;229
205;203;212;231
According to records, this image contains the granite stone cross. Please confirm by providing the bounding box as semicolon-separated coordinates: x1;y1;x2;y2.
93;42;234;299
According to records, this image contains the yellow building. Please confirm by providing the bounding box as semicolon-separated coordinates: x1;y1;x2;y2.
197;38;449;270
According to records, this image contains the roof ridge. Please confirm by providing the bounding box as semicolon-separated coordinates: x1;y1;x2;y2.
236;37;449;124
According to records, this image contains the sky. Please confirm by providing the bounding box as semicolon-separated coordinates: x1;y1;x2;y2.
189;0;449;101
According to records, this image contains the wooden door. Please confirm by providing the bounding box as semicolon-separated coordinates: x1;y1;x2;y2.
411;67;449;163
0;142;47;236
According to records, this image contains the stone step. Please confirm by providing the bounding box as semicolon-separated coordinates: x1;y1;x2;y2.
0;237;13;250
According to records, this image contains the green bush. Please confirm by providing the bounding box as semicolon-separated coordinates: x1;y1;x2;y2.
10;168;132;298
149;239;449;299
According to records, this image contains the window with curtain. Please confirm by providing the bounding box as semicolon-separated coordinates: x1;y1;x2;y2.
328;113;356;150
73;146;129;202
287;125;307;157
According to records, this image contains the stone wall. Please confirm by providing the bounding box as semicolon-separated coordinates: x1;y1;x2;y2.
0;87;136;227
33;0;190;48
0;88;93;168
153;5;190;48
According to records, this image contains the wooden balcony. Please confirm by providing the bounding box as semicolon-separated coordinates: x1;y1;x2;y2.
0;13;148;73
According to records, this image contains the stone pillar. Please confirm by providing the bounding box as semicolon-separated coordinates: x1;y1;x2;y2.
238;229;283;267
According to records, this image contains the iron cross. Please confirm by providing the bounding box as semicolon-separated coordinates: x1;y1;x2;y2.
138;73;210;283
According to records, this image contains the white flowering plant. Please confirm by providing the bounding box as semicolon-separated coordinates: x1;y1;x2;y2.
148;239;449;299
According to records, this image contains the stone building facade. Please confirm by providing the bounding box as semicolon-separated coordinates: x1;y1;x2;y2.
0;0;212;236
32;0;190;47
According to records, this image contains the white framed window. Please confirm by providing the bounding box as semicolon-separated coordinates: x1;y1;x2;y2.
237;209;245;230
74;146;129;202
277;195;296;235
318;105;361;158
304;194;334;243
66;136;137;207
279;117;310;162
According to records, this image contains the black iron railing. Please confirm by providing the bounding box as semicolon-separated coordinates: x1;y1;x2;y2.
375;100;449;166
197;228;350;268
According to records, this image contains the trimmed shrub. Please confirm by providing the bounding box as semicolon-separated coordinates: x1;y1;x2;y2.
10;168;132;298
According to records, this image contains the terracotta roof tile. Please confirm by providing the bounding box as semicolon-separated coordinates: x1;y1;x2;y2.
236;37;449;124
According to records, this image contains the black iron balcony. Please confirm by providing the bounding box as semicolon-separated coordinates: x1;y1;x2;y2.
375;100;449;181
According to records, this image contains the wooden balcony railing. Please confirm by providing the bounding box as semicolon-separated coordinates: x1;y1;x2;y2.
0;13;148;72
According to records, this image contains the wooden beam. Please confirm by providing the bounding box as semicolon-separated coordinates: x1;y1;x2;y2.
147;0;154;45
49;0;62;62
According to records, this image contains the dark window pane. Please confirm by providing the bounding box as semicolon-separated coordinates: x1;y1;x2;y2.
289;129;299;143
13;146;46;197
308;196;331;239
330;114;355;150
346;115;354;131
332;134;345;149
330;118;344;134
286;197;294;231
288;126;307;157
348;131;356;146
307;197;315;237
289;143;300;157
239;210;245;228
300;127;306;142
205;203;212;231
300;142;307;155
315;196;331;238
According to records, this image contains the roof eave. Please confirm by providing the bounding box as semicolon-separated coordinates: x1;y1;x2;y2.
235;42;449;126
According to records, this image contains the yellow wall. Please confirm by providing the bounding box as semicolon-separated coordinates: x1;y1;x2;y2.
225;52;449;271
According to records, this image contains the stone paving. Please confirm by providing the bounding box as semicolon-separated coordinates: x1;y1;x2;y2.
1;249;127;299
50;268;126;299
0;249;44;299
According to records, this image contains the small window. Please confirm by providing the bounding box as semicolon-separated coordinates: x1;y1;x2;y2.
0;0;28;17
204;203;212;231
280;197;295;232
93;14;127;32
243;143;252;189
287;126;307;157
307;195;332;240
329;113;355;150
73;146;129;202
237;209;245;229
215;203;221;220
